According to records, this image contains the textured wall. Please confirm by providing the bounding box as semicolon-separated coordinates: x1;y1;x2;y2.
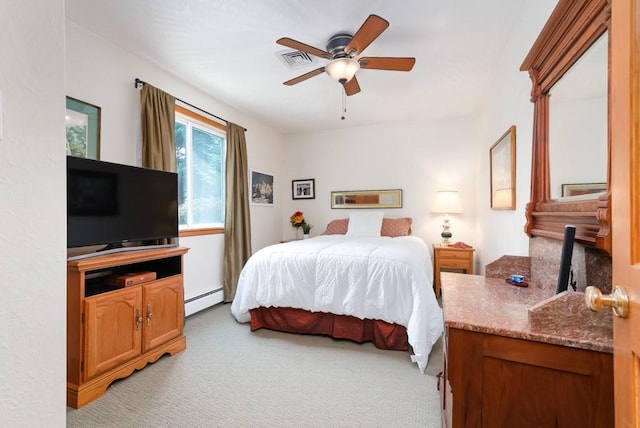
474;0;558;270
0;0;67;426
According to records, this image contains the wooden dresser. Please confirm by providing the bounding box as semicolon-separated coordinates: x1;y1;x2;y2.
440;273;613;428
66;246;189;408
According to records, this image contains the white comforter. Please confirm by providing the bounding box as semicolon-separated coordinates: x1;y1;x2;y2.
230;235;444;372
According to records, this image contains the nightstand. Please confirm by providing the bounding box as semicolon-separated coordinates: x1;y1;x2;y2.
432;244;475;298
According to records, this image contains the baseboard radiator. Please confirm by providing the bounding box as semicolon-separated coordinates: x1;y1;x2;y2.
185;287;223;316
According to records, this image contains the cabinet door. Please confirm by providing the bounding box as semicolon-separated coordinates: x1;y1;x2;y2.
143;276;184;352
441;328;453;428
84;287;142;380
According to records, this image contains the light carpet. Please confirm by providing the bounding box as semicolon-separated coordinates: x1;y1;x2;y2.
67;304;443;427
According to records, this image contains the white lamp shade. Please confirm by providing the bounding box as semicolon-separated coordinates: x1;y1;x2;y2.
432;190;463;214
325;58;360;83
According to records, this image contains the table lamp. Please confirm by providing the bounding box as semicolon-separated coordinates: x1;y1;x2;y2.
432;190;463;246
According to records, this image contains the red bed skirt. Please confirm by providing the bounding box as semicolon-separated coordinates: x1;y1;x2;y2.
249;307;408;351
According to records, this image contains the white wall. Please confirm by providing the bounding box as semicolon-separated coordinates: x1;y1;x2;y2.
282;118;478;261
65;21;285;308
0;1;67;426
549;96;607;197
474;0;558;269
180;234;224;315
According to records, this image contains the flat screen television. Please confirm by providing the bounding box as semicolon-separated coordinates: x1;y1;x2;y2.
556;224;577;294
67;156;178;251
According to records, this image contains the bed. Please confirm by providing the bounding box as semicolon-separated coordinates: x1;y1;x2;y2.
230;213;444;373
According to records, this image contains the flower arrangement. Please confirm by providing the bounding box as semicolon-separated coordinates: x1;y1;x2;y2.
290;211;306;228
291;211;312;237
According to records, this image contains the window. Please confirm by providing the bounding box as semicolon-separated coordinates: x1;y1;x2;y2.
175;105;226;231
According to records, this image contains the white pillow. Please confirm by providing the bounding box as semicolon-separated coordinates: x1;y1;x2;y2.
346;211;384;237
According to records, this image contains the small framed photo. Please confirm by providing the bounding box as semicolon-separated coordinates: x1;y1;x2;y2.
66;96;101;159
250;169;274;206
292;179;315;200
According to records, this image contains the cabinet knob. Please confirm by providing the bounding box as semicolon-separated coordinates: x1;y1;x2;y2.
585;285;629;318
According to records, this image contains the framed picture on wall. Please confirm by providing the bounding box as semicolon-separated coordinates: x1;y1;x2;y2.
250;169;274;206
65;96;101;160
330;189;403;209
490;125;516;210
292;179;315;200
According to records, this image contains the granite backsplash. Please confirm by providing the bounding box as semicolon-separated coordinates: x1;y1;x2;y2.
530;236;612;293
484;236;612;294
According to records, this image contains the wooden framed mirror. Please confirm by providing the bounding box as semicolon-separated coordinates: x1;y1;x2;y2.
520;0;611;254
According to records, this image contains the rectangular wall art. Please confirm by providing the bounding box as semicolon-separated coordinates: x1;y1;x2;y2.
490;125;516;210
66;96;101;160
250;170;274;206
292;179;315;200
330;189;402;209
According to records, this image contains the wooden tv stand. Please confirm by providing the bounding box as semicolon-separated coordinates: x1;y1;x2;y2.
66;246;189;408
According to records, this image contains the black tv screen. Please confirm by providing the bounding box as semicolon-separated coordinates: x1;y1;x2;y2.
67;156;178;249
556;225;576;294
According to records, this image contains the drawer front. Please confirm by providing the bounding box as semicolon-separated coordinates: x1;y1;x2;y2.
438;250;471;261
441;259;471;269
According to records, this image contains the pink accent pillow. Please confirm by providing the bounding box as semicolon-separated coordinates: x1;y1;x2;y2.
381;218;412;237
322;219;349;235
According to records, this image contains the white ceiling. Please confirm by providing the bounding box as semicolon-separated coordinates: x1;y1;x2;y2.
65;0;528;135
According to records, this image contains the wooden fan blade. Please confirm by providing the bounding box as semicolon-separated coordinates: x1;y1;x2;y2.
359;57;416;71
277;37;332;59
344;15;389;56
283;67;326;86
344;75;361;96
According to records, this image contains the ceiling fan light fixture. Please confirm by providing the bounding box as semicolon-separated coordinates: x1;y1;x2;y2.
325;58;360;84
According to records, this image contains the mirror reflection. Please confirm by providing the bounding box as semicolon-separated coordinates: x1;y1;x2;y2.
549;32;608;200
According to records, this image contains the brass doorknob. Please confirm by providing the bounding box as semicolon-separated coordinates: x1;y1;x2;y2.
585;285;629;318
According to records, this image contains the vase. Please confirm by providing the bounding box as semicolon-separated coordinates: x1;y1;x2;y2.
303;234;310;239
295;227;302;239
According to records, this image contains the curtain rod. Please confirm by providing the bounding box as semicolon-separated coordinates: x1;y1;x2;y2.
134;78;247;132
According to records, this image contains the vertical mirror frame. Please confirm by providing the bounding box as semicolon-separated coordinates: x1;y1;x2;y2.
520;0;611;253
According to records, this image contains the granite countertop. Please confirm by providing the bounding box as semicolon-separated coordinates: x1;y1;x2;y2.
441;272;613;353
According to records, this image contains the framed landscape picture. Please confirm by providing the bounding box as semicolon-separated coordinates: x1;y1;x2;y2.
490;125;516;210
250;170;274;206
292;179;315;200
66;97;101;159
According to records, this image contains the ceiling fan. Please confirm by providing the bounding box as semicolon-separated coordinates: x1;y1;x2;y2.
277;14;416;96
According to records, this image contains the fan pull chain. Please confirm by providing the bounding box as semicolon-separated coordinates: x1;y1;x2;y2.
341;88;347;120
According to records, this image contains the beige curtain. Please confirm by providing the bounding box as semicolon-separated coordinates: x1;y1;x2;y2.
140;84;177;246
223;122;252;302
140;84;176;172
